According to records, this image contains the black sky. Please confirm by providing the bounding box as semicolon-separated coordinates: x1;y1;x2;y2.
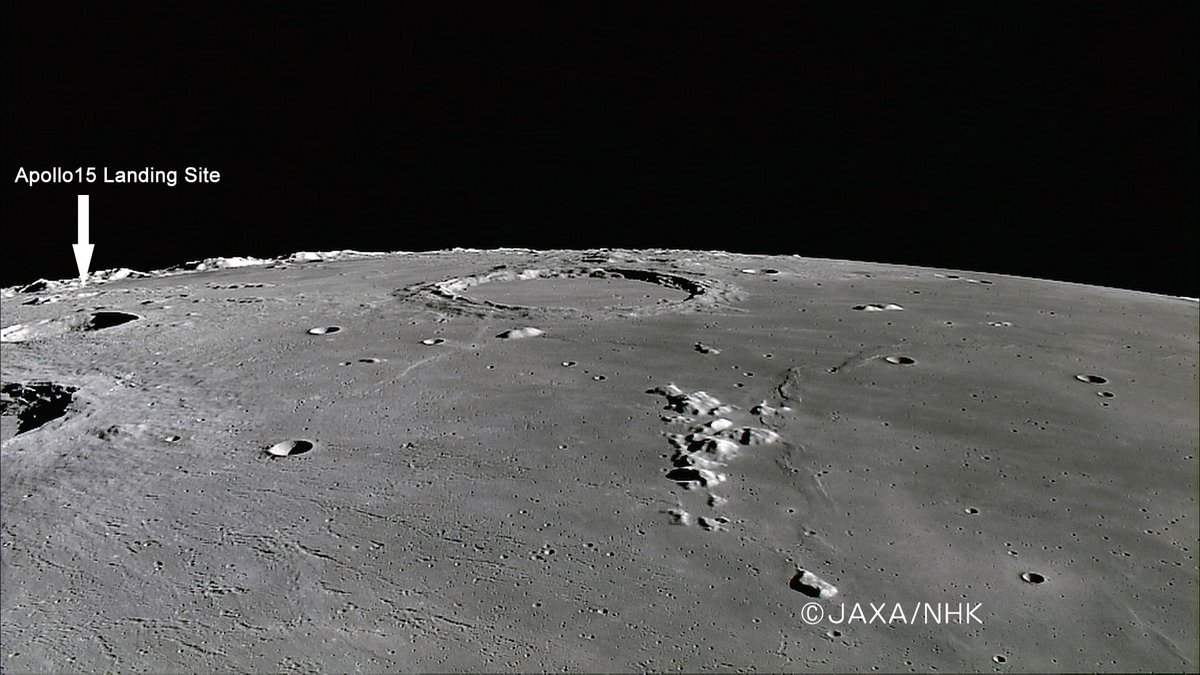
3;2;1197;296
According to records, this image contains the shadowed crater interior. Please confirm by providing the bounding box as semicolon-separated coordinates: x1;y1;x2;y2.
84;312;140;331
0;382;79;434
265;439;315;457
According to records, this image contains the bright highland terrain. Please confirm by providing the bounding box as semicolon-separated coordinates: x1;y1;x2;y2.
0;248;1196;672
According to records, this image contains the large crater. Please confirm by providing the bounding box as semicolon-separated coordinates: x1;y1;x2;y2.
1;311;142;343
394;266;742;318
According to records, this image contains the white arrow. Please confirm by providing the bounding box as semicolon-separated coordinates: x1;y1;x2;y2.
72;194;94;283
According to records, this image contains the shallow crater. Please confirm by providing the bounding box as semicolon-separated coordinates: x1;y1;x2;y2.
395;265;742;318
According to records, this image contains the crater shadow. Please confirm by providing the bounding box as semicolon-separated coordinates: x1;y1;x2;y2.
84;312;140;331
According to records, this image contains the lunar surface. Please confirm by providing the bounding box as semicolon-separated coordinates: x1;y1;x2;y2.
1;249;1196;672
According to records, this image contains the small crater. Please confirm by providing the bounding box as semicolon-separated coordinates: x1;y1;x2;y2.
358;358;383;364
592;375;607;381
853;303;904;312
85;311;140;331
1020;571;1045;584
824;630;842;639
164;435;182;443
265;439;315;457
1075;374;1107;384
885;355;916;365
694;342;721;354
993;654;1007;664
307;326;341;335
561;361;576;367
420;338;445;345
964;507;980;515
1097;391;1114;398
